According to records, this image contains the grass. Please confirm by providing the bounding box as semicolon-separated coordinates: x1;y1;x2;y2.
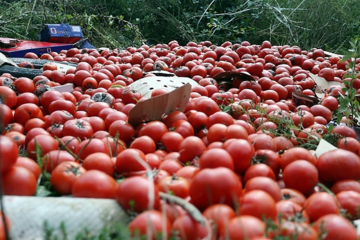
0;0;359;51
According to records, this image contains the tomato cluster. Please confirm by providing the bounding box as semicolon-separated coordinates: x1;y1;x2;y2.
1;39;360;239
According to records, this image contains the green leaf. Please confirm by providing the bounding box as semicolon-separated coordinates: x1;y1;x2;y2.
36;185;52;197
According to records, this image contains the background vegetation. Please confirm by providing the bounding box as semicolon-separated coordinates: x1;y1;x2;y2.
0;0;359;52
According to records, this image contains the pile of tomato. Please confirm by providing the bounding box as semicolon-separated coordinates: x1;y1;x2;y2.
1;39;360;239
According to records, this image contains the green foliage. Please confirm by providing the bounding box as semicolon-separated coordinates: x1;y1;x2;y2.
335;38;360;126
1;0;359;50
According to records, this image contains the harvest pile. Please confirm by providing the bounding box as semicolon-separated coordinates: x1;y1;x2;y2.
1;39;360;239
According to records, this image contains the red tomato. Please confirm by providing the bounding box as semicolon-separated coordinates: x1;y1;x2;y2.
313;214;357;240
72;170;116;199
42;150;76;173
245;176;282;202
190;167;242;211
0;136;18;174
157;176;190;199
74;138;110;160
331;179;360;194
50;161;86;195
2;166;37;196
178;136;206;164
224;139;255;174
0;86;17;108
15;157;41;180
336;190;360;220
14;103;43;126
239;190;277;221
199;148;234;170
172;214;210;240
316;149;360;184
220;215;265;240
304;192;340;222
62;119;94;141
116;176;160;213
128;210;171;240
283;160;318;196
115;149;147;174
130;136;156;154
26;135;58;160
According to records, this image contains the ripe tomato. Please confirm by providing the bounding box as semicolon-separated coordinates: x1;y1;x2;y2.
283;160;318;196
62;119;94;141
178;136;206;164
138;121;168;144
75;138;110;160
239;190;277;221
0;86;17;108
0;136;18;174
116;176;160;213
336;190;360;220
115;148;147;174
280;188;307;206
313;214;358;240
280;147;316;170
190;167;242;211
157;176;190;199
128;210;171;240
199;148;234;170
42;150;76;173
331;179;360;194
50;161;86;195
243;163;276;183
130;136;156;154
15;157;40;180
276;200;309;223
316;149;360;184
0;104;13;127
13;103;43;126
26;135;58;160
203;204;236;238
224;139;255;174
220;215;265;240
172;214;210;240
2;166;37;196
304;192;340;222
160;131;184;152
245;176;282;202
72;169;116;199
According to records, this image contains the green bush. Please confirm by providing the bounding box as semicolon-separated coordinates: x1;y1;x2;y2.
0;0;359;51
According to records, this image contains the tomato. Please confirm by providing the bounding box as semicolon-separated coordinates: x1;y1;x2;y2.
138;121;168;144
116;176;160;213
14;77;34;93
280;147;316;170
336;190;360;220
189;167;242;211
15;157;40;180
313;214;357;240
40;90;65;114
309;105;332;123
175;166;199;183
16;92;39;107
203;204;236;238
276;200;309;223
0;136;18;174
130;136;156;154
108;120;135;144
101;136;126;157
316;149;360;184
207;123;227;143
0;104;13;127
245;176;282;202
48;99;76;115
75;138;110;160
42;150;76;173
220;215;265;240
0;86;17;108
239;190;277;221
50;161;86;195
13;103;43;126
159;159;183;175
72;170;116;199
194;97;220;116
331;179;360;194
224;124;249;140
336;137;359;153
304;192;340;222
160;131;184;152
2;166;37;196
115;149;147;174
178;136;206;164
272;221;317;240
172;214;210;240
128;210;171;240
243;163;276;183
104;111;128;129
224;139;255;174
62;119;94;141
157;175;190;199
5;131;25;147
283;160;318;196
199;148;234;170
331;125;357;139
